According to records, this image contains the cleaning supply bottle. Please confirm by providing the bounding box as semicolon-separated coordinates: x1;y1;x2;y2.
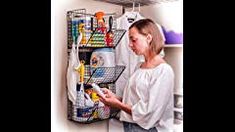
95;11;105;28
79;60;85;83
79;20;86;45
76;83;85;108
95;11;107;47
75;60;86;108
91;83;105;98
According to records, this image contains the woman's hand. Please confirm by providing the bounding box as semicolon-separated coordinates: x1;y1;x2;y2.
99;88;132;115
99;88;121;108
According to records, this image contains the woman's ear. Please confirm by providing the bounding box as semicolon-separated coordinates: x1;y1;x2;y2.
146;34;152;44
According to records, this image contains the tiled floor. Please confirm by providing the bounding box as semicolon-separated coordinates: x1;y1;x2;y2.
108;118;124;132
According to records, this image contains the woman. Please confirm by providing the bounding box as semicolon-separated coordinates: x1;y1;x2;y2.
99;19;174;132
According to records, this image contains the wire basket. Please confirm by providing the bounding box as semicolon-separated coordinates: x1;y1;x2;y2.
67;9;126;50
85;29;126;48
86;65;126;85
67;9;87;49
67;86;120;123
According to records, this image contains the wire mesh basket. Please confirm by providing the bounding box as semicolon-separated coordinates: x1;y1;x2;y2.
67;9;126;50
85;29;126;48
67;83;120;123
86;65;125;84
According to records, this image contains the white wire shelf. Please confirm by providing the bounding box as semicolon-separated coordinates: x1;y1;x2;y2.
174;107;183;113
164;44;183;48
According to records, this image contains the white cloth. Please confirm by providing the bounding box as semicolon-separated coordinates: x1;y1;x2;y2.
67;44;80;105
67;34;82;105
119;63;174;132
115;12;166;98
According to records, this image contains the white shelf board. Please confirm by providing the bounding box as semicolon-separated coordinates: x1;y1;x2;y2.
174;92;183;96
174;107;183;113
164;44;183;48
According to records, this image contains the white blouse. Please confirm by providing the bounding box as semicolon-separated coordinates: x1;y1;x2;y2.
119;63;174;132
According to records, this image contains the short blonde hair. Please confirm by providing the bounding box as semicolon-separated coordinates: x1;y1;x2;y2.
129;19;164;55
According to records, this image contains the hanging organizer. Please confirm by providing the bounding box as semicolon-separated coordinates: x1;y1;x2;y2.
67;9;126;123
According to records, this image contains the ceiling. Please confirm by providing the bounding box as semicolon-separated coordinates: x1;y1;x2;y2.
94;0;179;7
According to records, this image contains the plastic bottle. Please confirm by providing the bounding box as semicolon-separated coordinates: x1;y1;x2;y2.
91;83;105;97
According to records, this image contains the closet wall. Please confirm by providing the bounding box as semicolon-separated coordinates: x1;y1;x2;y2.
52;0;122;132
140;0;183;95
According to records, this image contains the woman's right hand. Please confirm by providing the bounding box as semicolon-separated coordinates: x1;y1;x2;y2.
101;88;115;98
99;88;121;108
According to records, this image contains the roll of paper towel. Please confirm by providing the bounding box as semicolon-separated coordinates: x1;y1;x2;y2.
90;48;115;74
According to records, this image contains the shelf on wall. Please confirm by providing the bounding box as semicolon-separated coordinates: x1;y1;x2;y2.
164;44;183;48
174;92;183;96
174;107;183;113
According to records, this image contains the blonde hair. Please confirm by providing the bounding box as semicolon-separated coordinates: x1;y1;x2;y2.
129;19;164;55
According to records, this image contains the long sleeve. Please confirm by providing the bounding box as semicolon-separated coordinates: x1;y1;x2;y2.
131;66;174;129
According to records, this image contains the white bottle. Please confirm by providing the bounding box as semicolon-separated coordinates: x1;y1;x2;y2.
76;83;85;108
91;83;105;98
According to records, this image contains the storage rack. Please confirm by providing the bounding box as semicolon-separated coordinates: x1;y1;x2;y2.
67;9;126;123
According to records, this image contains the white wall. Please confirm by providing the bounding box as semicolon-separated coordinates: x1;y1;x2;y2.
51;0;122;132
125;0;183;32
164;47;183;95
139;0;183;95
140;0;183;32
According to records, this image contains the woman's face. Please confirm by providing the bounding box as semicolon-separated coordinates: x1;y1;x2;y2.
129;27;149;55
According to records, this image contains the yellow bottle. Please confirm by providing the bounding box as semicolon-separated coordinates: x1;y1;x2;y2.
91;92;100;102
91;92;99;119
74;60;85;83
78;21;86;45
79;60;85;83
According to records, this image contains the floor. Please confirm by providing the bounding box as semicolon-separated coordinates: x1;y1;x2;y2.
108;118;183;132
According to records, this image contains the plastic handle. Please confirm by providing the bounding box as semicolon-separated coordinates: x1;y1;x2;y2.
109;16;113;32
91;17;93;31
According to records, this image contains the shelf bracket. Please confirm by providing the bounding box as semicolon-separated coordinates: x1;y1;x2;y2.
122;6;125;14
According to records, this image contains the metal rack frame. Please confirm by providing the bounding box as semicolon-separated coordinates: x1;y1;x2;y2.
67;9;126;124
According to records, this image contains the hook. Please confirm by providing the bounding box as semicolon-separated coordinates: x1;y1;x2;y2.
138;3;140;12
132;2;135;12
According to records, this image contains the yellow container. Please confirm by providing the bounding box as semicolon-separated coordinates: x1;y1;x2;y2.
91;92;99;102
